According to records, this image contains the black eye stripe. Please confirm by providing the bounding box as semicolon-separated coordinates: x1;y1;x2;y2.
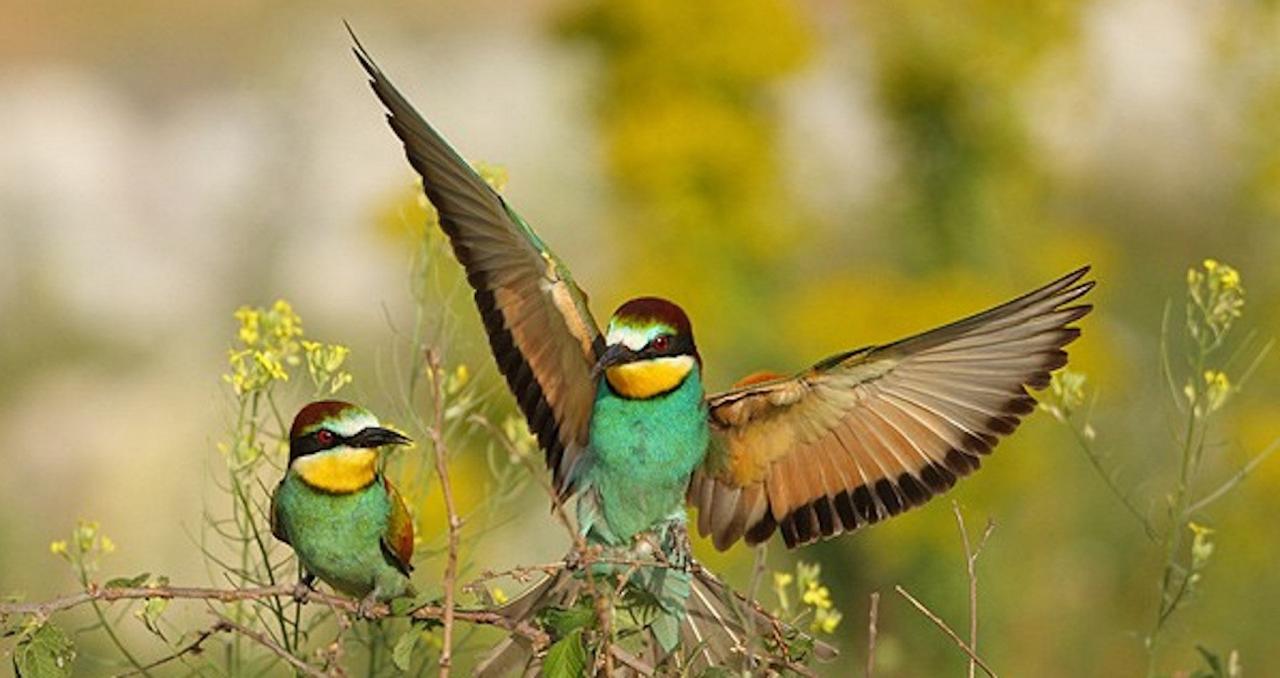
640;333;694;359
289;428;349;461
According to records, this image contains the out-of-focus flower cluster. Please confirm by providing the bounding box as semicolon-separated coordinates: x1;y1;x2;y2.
222;300;352;398
772;560;843;634
49;519;115;573
1187;258;1244;349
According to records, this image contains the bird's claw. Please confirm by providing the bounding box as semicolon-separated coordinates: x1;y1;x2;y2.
356;592;380;620
292;576;317;604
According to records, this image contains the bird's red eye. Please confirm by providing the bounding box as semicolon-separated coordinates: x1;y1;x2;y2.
652;335;670;351
316;430;335;445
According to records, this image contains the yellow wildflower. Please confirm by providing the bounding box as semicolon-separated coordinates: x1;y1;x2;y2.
1203;370;1231;412
254;351;288;382
813;607;843;634
1220;266;1240;290
234;307;261;346
802;582;833;610
1189;521;1215;570
49;540;68;556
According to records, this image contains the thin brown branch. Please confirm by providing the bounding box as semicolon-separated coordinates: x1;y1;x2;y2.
866;591;879;678
953;503;995;678
214;612;327;678
467;413;616;674
113;619;229;677
425;349;461;677
0;583;547;648
894;585;998;678
611;645;654;675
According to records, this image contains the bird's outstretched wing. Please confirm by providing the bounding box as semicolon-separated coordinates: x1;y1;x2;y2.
381;476;415;576
352;32;603;498
689;267;1094;550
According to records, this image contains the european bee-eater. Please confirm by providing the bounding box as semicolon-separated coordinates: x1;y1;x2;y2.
271;400;416;613
352;35;1093;671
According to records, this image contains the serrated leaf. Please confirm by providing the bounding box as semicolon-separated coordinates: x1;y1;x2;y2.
391;629;419;672
104;573;150;589
13;622;75;678
543;628;586;678
786;633;816;661
539;605;595;638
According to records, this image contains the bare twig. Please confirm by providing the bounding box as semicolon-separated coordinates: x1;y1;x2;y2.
1188;436;1280;514
213;613;326;678
953;503;995;678
894;585;998;678
113;619;228;677
866;591;879;678
425;349;461;677
467;413;616;673
0;583;546;648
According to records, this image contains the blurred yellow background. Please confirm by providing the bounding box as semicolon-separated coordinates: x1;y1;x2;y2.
3;1;1279;675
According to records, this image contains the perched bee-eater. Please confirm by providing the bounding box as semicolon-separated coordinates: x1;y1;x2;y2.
271;400;415;613
352;35;1093;671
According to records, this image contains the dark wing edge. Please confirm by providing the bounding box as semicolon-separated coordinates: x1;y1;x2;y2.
349;27;603;498
692;265;1094;550
269;479;290;545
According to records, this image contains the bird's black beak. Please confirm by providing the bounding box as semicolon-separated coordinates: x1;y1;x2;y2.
350;427;413;449
591;343;636;380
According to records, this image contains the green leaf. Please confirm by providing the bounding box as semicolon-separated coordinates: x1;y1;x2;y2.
1195;645;1225;678
391;629;419;672
136;597;169;638
543;628;587;678
13;622;75;678
104;573;150;589
539;604;595;639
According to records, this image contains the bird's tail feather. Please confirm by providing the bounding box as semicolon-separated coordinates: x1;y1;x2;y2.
476;563;836;676
678;565;837;673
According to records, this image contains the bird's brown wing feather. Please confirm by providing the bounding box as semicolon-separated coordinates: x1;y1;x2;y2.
381;476;415;576
691;266;1094;550
352;34;602;497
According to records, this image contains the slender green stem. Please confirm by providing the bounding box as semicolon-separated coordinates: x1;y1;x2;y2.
1067;424;1157;541
1190;437;1280;514
1146;339;1207;677
77;565;151;676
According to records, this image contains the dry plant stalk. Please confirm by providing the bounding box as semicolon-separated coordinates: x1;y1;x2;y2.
424;348;461;676
866;591;879;678
887;503;998;678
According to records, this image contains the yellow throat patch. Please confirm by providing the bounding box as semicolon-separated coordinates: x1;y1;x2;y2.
606;355;695;399
293;448;378;493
